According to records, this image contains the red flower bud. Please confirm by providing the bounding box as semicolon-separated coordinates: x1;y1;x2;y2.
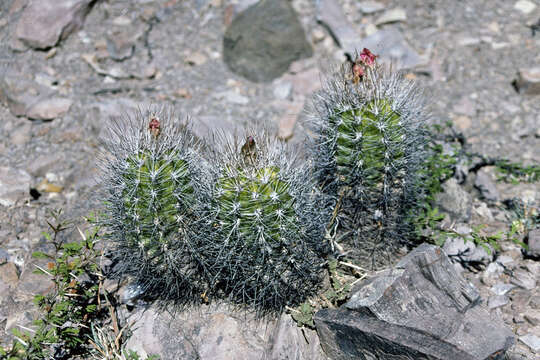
359;48;377;67
149;116;160;137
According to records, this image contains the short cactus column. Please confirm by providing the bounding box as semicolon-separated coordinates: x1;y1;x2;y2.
100;108;212;306
206;131;328;314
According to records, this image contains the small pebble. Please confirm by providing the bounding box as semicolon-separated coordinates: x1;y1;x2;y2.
514;0;537;14
375;8;407;25
357;1;385;14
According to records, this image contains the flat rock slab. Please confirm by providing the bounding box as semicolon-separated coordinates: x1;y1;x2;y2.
223;0;312;82
125;304;327;360
314;244;514;360
14;0;95;50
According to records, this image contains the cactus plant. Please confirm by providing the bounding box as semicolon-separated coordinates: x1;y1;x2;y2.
308;49;429;268
205;130;328;314
99;108;212;306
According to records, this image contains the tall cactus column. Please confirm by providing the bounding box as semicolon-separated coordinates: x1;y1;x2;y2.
309;49;429;269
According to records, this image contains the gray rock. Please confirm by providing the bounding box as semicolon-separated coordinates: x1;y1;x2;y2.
190;115;236;140
443;237;493;265
0;167;31;207
26;97;72;120
14;0;95;49
357;1;385;14
0;249;8;265
514;0;537;14
0;73;53;117
316;0;358;54
514;67;540;95
525;229;540;258
474;169;500;202
435;178;472;223
223;0;312;82
518;334;540;352
120;283;144;305
490;283;515;296
496;255;514;266
125;304;326;359
106;31;135;61
524;310;540;326
264;313;327;360
510;269;537;290
488;294;509;309
234;0;260;13
453;96;476;117
273;81;293;100
360;29;426;70
0;263;19;288
482;262;504;285
215;90;249;105
314;244;514;360
504;351;529;360
374;8;407;25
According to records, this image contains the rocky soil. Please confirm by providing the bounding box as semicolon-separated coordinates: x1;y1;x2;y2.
0;0;539;358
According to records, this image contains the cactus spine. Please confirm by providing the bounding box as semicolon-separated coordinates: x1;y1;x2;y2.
205;131;328;314
310;49;429;268
100;108;211;306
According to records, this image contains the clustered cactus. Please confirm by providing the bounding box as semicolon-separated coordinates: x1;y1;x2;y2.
100;112;327;313
99;48;430;312
308;48;429;268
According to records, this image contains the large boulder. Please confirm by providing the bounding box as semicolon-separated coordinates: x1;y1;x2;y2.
314;244;515;360
223;0;312;82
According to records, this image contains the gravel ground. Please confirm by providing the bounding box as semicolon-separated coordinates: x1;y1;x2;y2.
0;0;539;358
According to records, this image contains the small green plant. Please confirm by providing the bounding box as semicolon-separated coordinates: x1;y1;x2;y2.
322;258;352;305
505;199;538;248
288;258;364;329
0;210;104;359
88;322;160;360
494;159;540;184
289;302;315;329
0;211;160;359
